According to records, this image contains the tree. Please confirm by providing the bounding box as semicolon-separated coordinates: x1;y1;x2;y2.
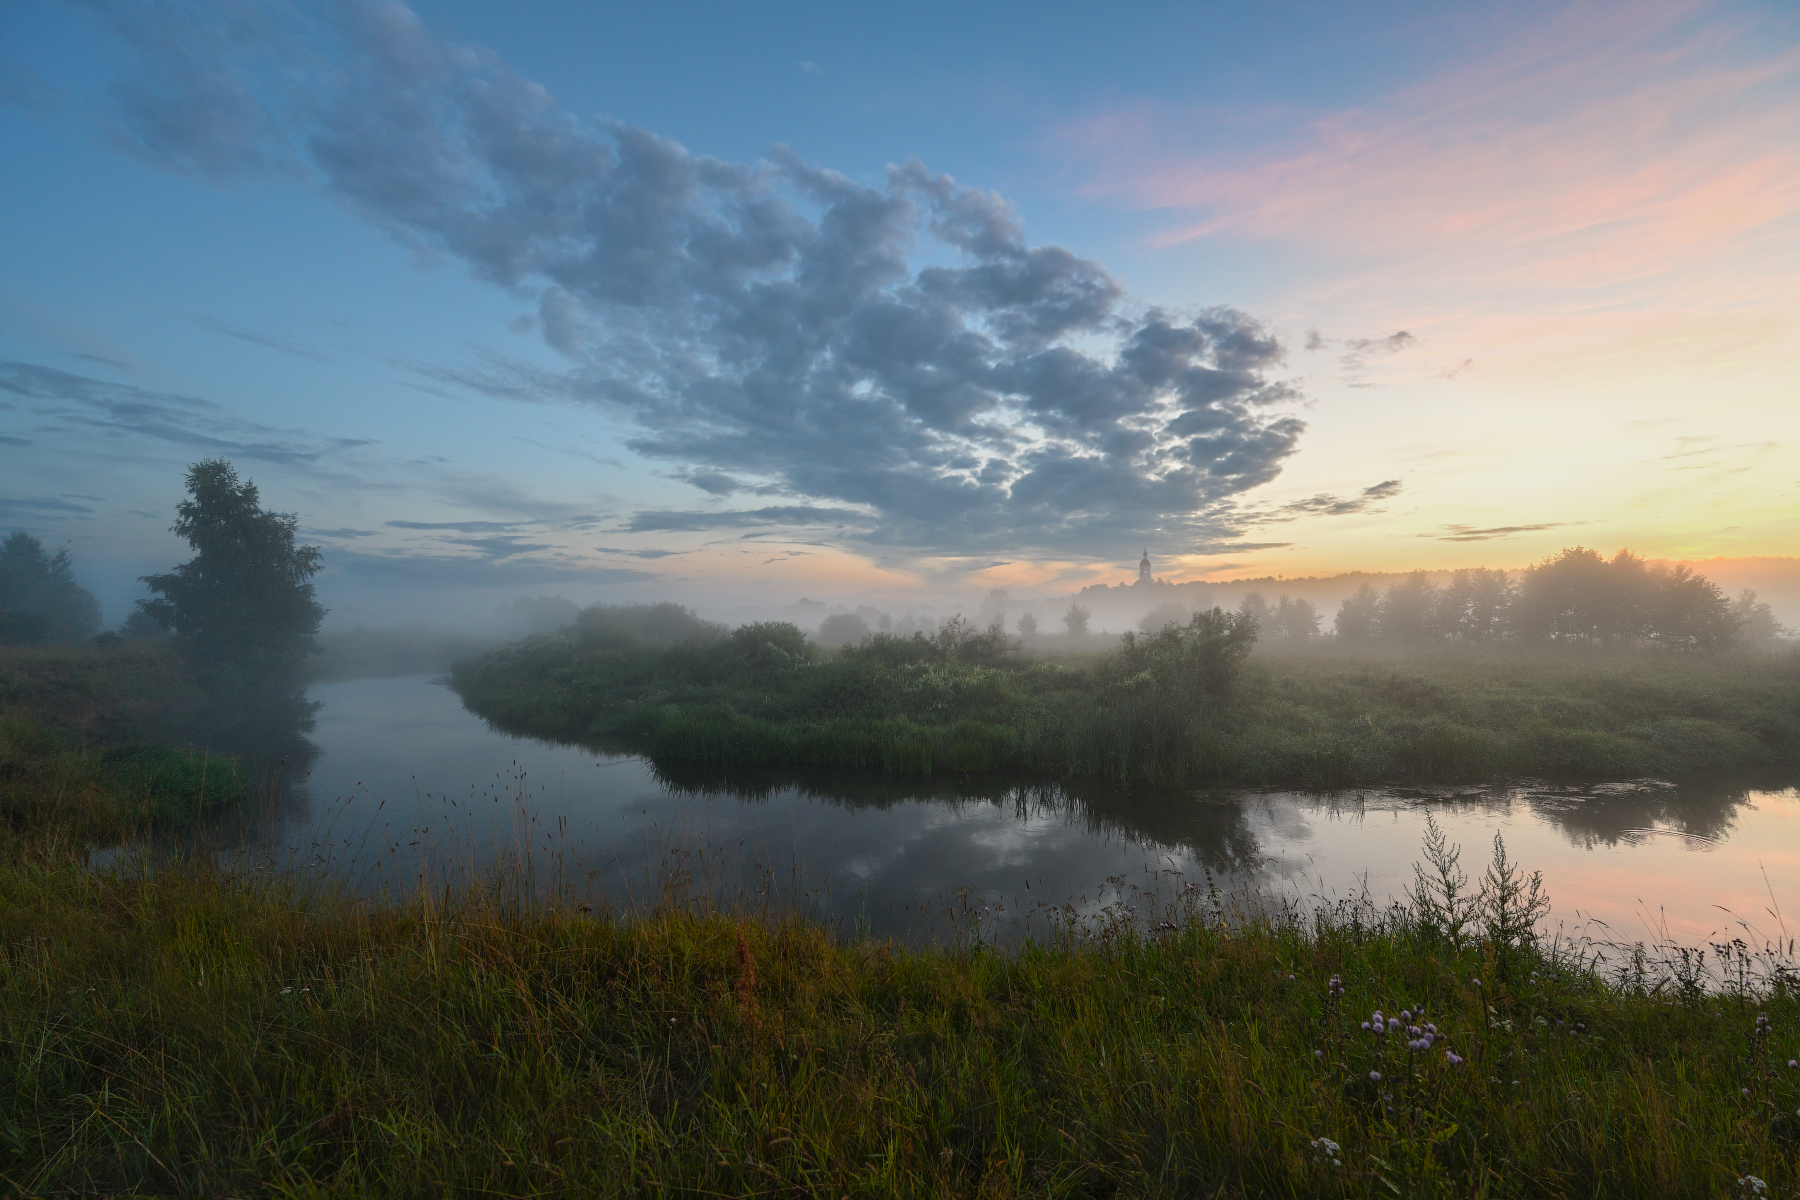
1437;568;1514;641
817;611;872;647
1731;590;1789;651
1062;600;1091;637
1015;611;1038;637
1650;565;1737;651
138;460;325;683
1334;583;1381;642
1236;591;1271;633
1380;572;1439;642
0;532;102;644
1272;595;1321;641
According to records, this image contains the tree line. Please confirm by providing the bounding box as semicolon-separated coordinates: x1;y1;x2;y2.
1320;548;1786;650
2;459;325;695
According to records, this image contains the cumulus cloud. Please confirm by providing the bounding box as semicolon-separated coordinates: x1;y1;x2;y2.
74;0;1310;560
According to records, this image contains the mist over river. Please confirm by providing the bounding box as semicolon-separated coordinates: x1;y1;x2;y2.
178;674;1800;953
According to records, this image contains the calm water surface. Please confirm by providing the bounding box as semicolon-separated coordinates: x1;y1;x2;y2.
190;674;1800;950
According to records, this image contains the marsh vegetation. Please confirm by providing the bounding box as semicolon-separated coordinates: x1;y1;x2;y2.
452;599;1800;789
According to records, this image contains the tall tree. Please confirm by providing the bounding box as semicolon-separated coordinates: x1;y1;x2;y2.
1334;583;1381;642
0;532;102;644
138;460;325;685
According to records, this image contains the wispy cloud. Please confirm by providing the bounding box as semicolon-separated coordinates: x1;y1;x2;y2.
1429;523;1570;542
1059;1;1800;300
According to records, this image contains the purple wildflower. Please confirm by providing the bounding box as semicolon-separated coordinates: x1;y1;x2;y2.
1370;1071;1381;1082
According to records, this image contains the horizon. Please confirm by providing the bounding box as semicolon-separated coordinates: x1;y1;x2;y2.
4;0;1796;630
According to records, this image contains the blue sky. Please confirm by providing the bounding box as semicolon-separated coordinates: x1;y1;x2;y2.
3;0;1797;627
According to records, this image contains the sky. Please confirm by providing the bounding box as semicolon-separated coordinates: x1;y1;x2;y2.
2;0;1796;627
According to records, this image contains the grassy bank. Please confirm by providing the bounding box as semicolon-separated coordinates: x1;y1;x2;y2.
451;612;1800;788
0;643;252;837
5;831;1800;1196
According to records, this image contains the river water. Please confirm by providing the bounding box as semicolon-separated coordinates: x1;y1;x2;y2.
182;674;1800;955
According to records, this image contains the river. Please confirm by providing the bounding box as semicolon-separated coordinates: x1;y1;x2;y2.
176;673;1800;957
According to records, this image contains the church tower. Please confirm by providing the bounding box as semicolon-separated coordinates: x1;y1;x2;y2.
1137;549;1152;587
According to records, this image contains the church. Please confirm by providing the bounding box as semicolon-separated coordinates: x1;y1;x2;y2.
1136;550;1153;587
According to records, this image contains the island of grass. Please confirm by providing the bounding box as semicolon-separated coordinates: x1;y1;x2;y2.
450;603;1800;789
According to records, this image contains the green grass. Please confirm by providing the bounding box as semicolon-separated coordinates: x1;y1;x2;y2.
4;835;1800;1197
5;631;1800;1194
451;619;1800;789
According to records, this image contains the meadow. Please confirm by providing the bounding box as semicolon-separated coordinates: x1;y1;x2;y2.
452;607;1800;789
6;636;1800;1194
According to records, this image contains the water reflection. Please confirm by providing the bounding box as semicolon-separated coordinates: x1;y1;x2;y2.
147;675;1798;951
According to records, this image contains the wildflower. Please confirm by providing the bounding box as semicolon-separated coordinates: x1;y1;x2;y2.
1361;1021;1372;1031
1789;1060;1797;1069
1445;1051;1464;1065
1369;1071;1381;1082
1387;1018;1402;1033
1425;1023;1438;1035
1307;1137;1343;1168
280;987;293;995
1314;1050;1324;1059
1743;1088;1752;1097
1738;1176;1768;1198
1288;973;1296;981
1472;978;1481;988
1400;1009;1412;1021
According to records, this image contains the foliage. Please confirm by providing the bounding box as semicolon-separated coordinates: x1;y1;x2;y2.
818;611;873;646
138;460;325;686
1329;547;1755;651
0;532;101;645
1061;600;1090;636
455;618;1800;788
6;825;1800;1196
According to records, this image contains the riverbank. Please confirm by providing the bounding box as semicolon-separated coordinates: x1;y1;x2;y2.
452;620;1800;788
3;828;1797;1197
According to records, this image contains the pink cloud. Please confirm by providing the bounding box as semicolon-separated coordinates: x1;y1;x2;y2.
1060;0;1800;296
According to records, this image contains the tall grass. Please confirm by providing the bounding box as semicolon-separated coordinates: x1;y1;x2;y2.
452;620;1800;789
5;823;1800;1196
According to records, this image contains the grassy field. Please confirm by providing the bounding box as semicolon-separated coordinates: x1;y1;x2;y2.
451;613;1800;789
5;822;1800;1197
6;634;1800;1194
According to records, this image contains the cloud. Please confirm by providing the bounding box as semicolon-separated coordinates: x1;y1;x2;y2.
1243;479;1403;523
325;548;657;587
0;495;96;518
188;314;333;363
0;361;371;466
304;527;379;538
626;505;872;533
1430;522;1568;541
74;0;1311;560
0;61;59;113
1059;1;1800;299
386;519;526;533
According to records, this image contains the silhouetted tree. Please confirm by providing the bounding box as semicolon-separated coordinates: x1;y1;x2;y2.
1730;590;1789;650
1380;571;1439;642
817;611;872;647
0;532;102;644
1334;583;1381;642
1437;568;1514;641
1272;595;1321;640
1649;565;1737;650
1015;611;1038;637
1063;600;1091;636
138;460;325;686
1236;591;1271;633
